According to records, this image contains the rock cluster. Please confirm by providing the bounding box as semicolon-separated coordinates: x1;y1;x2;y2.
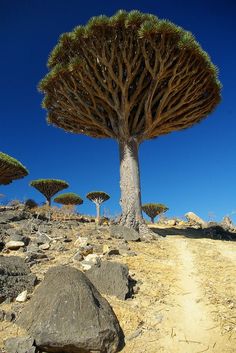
0;256;36;303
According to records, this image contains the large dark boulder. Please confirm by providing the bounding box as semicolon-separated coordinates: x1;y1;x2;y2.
17;266;125;353
86;261;134;300
110;225;140;241
203;224;236;241
0;256;36;303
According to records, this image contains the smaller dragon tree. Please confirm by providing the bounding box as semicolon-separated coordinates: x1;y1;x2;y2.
142;203;168;223
30;179;69;206
86;191;110;224
0;152;28;185
54;192;83;207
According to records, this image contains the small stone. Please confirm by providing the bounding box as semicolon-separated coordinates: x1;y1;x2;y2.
79;245;93;256
107;249;120;256
103;244;110;254
39;243;50;250
166;219;176;226
16;290;28;302
84;253;100;263
6;241;25;250
73;251;83;262
36;233;51;245
81;263;92;271
81;254;101;270
74;236;89;247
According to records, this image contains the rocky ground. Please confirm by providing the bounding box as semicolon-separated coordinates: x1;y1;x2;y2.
0;206;236;353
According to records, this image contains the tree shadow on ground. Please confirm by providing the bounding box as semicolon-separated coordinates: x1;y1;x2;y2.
150;226;236;241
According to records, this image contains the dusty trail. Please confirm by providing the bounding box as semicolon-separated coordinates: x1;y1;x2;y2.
158;236;235;353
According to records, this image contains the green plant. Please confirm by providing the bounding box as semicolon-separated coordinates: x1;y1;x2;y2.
142;203;168;223
0;152;28;185
86;191;110;224
30;179;69;206
54;192;83;206
39;10;221;232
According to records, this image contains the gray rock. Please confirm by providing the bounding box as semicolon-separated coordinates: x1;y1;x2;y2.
0;256;36;302
110;225;140;241
6;241;25;250
185;212;207;228
38;243;50;250
25;252;49;266
17;266;125;353
81;254;101;270
0;209;31;224
4;336;36;353
73;251;83;262
35;232;51;245
221;216;236;232
6;228;22;239
8;230;30;246
86;261;134;300
26;243;40;253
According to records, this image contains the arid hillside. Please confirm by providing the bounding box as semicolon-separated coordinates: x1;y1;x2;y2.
0;206;235;353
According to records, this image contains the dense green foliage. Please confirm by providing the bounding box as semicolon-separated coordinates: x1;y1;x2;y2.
39;10;220;142
0;152;28;185
86;191;110;204
142;203;168;222
54;192;83;205
30;179;69;204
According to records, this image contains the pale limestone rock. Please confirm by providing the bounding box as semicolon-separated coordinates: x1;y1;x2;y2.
6;241;24;250
16;290;28;302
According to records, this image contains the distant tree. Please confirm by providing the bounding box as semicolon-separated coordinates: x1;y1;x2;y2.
30;179;69;206
142;203;168;223
86;191;110;224
54;192;83;206
0;152;28;185
39;10;221;233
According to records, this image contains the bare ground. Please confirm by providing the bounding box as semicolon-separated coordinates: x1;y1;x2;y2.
0;224;236;352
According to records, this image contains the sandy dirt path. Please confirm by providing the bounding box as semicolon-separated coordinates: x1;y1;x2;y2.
157;236;235;353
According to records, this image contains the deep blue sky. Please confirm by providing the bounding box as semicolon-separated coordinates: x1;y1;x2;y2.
0;0;235;221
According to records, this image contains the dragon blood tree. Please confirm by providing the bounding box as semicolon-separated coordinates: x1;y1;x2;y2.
30;179;69;206
39;10;221;232
86;191;110;224
142;203;168;223
54;192;83;207
0;152;28;185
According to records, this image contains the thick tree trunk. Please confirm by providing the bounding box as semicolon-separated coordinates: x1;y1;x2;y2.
46;198;51;222
119;138;143;231
46;198;51;207
96;203;100;225
151;217;154;224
